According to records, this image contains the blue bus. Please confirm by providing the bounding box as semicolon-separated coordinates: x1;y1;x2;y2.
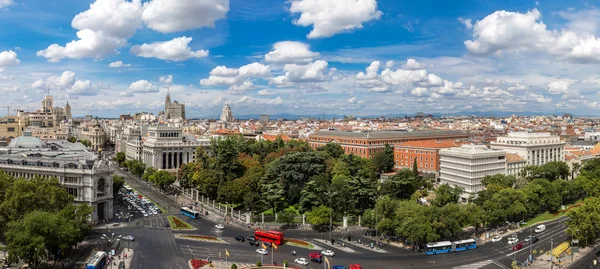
425;239;477;255
454;239;477;252
180;207;200;219
425;241;452;255
86;251;107;269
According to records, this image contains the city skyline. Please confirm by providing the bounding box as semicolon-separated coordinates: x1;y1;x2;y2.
1;0;600;117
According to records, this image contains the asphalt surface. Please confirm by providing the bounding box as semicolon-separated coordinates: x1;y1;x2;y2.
569;245;600;269
114;167;572;269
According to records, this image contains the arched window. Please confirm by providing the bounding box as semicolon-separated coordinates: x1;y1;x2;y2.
97;178;106;193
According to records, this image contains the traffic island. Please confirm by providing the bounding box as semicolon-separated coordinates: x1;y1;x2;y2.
240;265;302;269
189;259;211;269
176;234;227;244
284;238;319;250
168;216;196;230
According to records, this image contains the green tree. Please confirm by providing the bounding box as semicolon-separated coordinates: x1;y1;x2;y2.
128;160;146;178
277;209;297;226
482;174;516;189
299;173;330;213
149;170;176;191
231;264;237;269
113;175;125;195
79;139;92;148
432;184;463;207
113;152;126;166
193;169;220;199
306;205;333;226
566;197;600;247
571;162;581;180
380;169;422;200
317;143;345;158
371;144;395;173
524;161;570;181
412;157;419;176
67;136;76;143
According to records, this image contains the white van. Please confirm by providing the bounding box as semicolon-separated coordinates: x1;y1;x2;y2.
534;224;546;233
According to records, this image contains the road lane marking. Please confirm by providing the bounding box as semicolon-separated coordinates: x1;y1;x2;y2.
505;227;567;257
453;260;493;269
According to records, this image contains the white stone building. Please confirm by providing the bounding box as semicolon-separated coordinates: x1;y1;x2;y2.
126;125;210;170
163;91;185;120
490;132;565;166
439;145;507;202
220;104;233;123
0;131;113;221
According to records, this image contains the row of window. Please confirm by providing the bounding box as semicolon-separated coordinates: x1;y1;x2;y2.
396;148;436;154
396;154;434;161
397;160;434;169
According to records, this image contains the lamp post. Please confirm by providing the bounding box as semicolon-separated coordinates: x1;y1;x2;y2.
101;233;122;268
550;237;554;269
324;190;337;244
118;212;133;251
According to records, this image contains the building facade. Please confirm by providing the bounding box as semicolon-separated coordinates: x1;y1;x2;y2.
0;131;113;221
0;116;22;138
394;140;460;173
439;145;506;202
220;104;233;123
308;130;469;158
506;153;526;176
490;132;566;166
163;91;185;120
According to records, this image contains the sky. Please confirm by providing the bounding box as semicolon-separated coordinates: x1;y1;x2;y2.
1;0;600;118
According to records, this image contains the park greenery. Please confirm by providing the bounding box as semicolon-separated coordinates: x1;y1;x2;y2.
0;173;93;267
117;135;599;246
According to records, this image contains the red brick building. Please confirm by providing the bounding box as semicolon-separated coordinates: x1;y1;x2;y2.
308;130;469;158
394;140;462;172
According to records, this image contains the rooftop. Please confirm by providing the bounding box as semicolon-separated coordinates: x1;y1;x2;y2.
396;139;460;149
310;130;469;139
506;153;525;163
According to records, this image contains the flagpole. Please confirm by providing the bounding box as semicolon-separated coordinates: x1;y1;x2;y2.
271;245;274;265
225;249;228;269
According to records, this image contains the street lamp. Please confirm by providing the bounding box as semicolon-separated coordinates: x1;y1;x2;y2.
324;190;337;244
101;232;122;267
117;212;133;251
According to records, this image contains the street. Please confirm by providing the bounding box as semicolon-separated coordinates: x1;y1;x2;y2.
114;167;573;269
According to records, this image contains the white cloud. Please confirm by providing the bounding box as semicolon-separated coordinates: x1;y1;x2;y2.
410;87;429;97
0;50;20;71
347;97;357;103
67;80;97;96
403;59;425;70
527;93;552;103
257;89;274;96
37;0;144;62
32;71;76;90
547;80;571;94
278;60;329;83
265;41;319;64
119;91;134;97
142;0;229;33
127;80;159;93
201;62;271;90
385;60;394;68
0;75;12;80
459;18;473;29
0;0;13;8
465;8;600;63
227;80;255;95
159;75;173;85
109;61;131;68
289;0;383;38
234;96;283;105
130;36;209;62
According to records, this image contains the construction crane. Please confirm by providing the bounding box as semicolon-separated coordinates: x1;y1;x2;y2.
1;106;9;116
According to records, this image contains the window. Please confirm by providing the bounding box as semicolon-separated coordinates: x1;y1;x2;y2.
7;127;15;132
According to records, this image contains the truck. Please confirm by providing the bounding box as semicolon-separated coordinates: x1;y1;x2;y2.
534;224;546;233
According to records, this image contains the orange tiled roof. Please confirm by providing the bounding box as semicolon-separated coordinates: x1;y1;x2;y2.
395;139;459;149
261;134;291;141
506;153;525;163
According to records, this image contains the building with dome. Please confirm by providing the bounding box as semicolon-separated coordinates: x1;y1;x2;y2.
0;130;113;221
220;104;233;123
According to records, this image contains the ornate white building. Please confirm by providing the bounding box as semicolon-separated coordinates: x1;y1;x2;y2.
126;125;209;170
490;132;565;166
220;104;233;123
0;131;113;221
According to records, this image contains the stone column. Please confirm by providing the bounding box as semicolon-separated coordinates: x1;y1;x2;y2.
302;214;306;226
343;216;348;228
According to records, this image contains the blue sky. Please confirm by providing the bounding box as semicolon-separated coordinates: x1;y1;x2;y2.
1;0;600;117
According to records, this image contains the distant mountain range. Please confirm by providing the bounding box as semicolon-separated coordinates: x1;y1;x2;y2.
193;111;593;120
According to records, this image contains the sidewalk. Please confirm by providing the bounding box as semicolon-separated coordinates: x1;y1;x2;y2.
524;243;599;269
108;248;134;269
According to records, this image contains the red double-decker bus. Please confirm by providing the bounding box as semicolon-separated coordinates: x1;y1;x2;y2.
254;230;284;245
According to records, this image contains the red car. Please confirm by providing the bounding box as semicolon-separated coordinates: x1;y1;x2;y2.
309;252;323;259
512;243;524;251
350;264;363;269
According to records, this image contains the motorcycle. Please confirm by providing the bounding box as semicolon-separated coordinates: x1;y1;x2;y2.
291;251;297;256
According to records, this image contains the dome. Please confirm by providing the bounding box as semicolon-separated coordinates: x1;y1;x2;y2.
8;131;48;149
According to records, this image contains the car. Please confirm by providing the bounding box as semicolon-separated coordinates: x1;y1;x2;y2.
215;224;225;230
142;212;148;217
256;249;268;255
333;266;347;269
164;222;170;228
512;243;524;251
294;258;309;265
235;236;245;242
248;240;260;246
524;236;533;242
309;252;323;259
531;237;539;243
311;258;323;264
321;250;335;257
508;237;518;244
263;242;272;248
491;236;502;242
246;236;255;241
122;235;135;241
349;264;363;269
508;234;518;239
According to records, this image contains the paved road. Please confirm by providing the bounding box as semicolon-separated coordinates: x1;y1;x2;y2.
569;245;600;269
115;167;571;269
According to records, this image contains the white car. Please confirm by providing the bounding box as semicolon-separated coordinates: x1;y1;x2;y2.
508;238;518;245
123;235;135;241
491;236;502;242
143;212;148;217
294;258;309;265
256;249;268;255
321;250;335;256
215;224;225;230
524;236;533;242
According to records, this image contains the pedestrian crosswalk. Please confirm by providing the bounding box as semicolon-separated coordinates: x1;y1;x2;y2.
453;260;494;269
143;215;168;228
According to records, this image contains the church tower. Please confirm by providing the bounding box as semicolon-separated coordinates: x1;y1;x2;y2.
65;101;72;119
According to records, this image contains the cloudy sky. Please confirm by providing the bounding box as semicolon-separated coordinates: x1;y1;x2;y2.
1;0;600;117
